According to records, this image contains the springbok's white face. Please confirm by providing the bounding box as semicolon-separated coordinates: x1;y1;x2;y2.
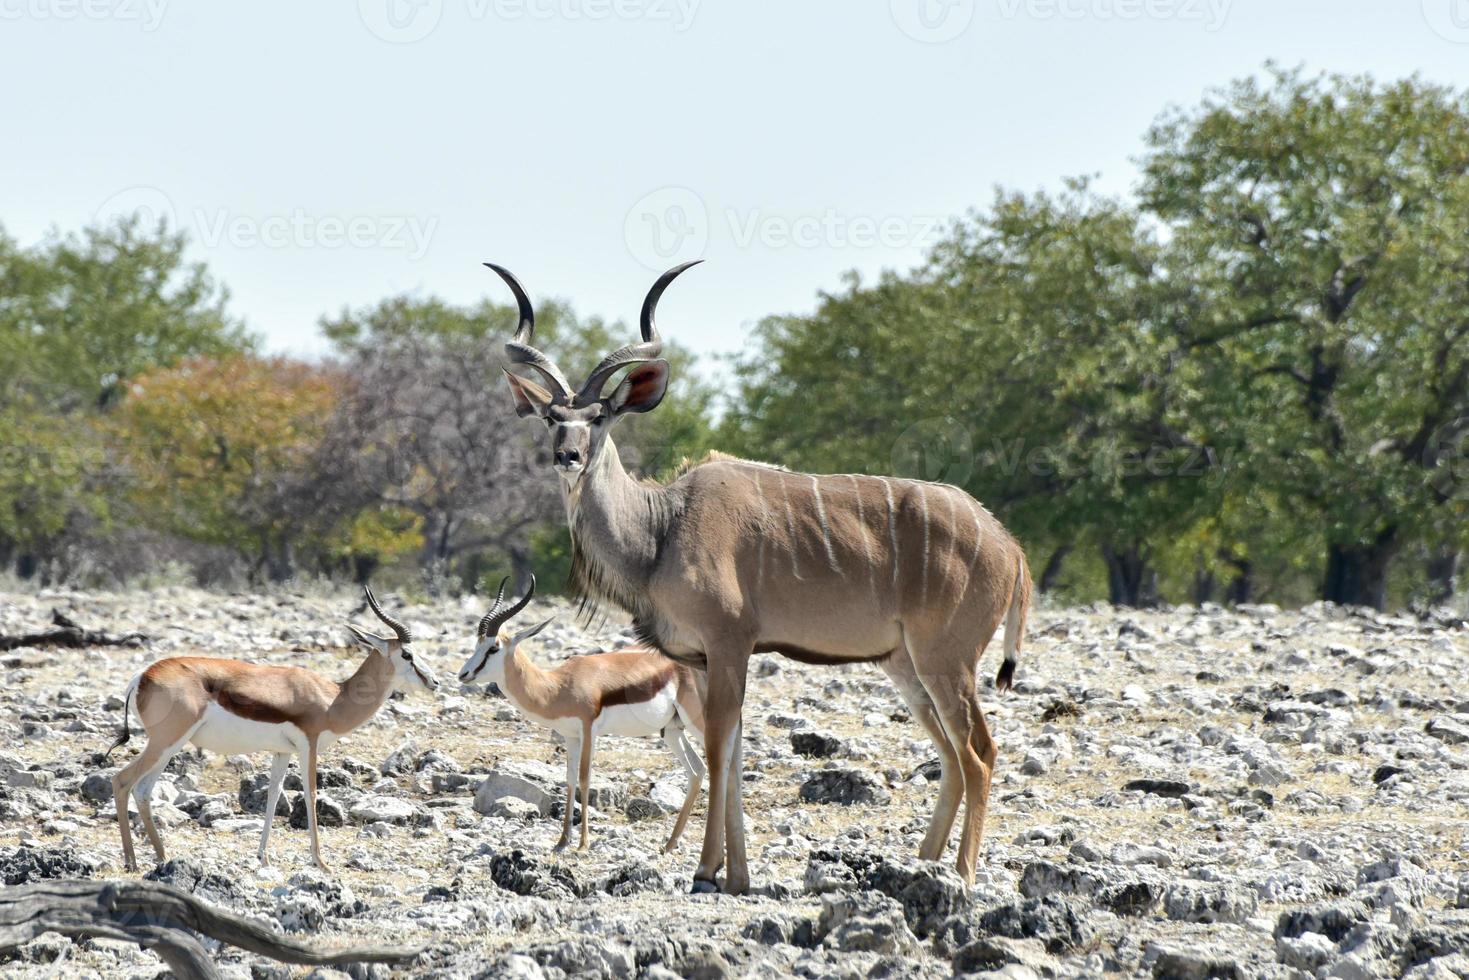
346;626;440;694
458;619;552;686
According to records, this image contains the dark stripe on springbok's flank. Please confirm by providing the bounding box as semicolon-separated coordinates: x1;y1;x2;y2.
215;688;298;726
600;664;677;709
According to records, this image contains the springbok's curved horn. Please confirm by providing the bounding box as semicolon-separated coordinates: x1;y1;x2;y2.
576;260;701;404
479;574;537;639
363;586;412;645
484;263;572;400
477;577;509;637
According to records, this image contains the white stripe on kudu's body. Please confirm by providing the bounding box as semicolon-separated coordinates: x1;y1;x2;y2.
459;577;706;854
493;261;1032;895
105;588;438;873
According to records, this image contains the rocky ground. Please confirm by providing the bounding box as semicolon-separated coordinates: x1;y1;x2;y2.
1;588;1468;979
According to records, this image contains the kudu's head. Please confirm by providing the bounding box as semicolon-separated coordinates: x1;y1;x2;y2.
458;575;552;685
346;586;440;694
489;261;701;487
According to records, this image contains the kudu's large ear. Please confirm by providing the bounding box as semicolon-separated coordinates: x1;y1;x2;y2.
608;360;670;416
503;368;554;418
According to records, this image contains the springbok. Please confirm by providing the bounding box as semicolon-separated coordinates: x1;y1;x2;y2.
458;575;705;853
488;261;1031;894
106;588;439;871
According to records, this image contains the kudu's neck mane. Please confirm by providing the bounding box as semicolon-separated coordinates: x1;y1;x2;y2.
565;436;681;625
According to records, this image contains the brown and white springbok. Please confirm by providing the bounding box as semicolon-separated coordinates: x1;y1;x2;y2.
458;575;705;853
488;261;1032;894
106;588;439;871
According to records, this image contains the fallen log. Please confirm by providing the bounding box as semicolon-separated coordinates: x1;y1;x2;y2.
0;609;147;652
0;878;424;979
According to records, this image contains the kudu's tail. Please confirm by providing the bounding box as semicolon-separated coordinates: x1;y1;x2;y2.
996;556;1031;693
104;674;141;760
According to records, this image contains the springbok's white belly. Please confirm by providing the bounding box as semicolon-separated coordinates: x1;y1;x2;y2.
503;683;679;741
189;702;302;755
593;684;678;737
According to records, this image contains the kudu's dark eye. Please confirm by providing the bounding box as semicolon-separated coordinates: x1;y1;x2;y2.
402;651;413;662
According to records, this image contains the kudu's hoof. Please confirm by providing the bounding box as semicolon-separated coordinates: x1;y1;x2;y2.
689;876;721;895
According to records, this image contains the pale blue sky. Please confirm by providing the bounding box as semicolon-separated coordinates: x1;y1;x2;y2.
4;0;1468;370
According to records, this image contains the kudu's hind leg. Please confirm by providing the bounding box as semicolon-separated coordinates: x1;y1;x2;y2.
905;624;998;885
881;648;964;862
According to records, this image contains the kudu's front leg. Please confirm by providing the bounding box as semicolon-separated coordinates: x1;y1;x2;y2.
692;647;751;895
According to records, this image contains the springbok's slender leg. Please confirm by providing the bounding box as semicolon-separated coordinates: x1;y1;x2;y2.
305;738;328;871
113;744;171;872
661;725;704;853
693;648;750;894
133;733;193;866
882;645;964;861
555;739;580;851
577;722;595;851
257;753;291;865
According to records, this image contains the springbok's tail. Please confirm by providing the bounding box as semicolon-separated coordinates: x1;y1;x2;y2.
996;556;1031;693
105;674;141;761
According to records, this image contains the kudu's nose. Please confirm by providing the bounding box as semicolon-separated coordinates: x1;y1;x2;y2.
555;448;582;468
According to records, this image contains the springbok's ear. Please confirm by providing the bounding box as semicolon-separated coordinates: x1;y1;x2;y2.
346;624;388;652
512;618;554;644
608;360;670;416
503;368;554;419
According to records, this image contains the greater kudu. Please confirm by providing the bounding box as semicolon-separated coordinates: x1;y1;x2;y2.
489;260;1031;893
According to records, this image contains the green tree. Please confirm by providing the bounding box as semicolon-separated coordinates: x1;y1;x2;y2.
0;216;250;411
0;217;251;579
1141;67;1469;607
